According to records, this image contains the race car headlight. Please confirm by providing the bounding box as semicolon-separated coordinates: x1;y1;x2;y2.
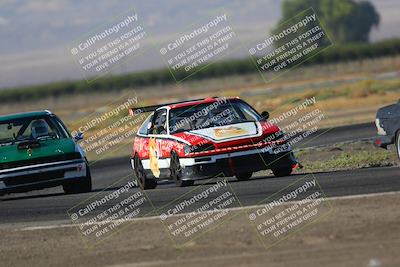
184;145;192;155
375;118;387;136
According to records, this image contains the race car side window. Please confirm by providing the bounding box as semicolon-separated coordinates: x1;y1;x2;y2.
150;109;167;135
234;100;262;121
52;116;72;138
138;114;153;136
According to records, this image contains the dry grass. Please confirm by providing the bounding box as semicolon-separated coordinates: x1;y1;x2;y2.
296;141;399;172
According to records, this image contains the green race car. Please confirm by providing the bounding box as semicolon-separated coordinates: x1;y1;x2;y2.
0;110;92;195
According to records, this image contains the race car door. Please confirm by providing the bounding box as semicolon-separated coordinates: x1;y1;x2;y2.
147;108;168;178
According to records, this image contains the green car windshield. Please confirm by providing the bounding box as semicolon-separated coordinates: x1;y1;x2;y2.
0;116;68;147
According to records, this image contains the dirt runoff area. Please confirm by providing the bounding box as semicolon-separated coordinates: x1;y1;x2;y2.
1;192;400;267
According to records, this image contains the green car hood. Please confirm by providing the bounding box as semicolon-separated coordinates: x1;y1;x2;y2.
0;138;77;164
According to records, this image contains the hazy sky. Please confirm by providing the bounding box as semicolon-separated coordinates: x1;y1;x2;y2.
0;0;399;89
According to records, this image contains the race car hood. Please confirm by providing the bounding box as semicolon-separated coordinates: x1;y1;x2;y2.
0;138;77;165
187;122;261;143
171;120;283;156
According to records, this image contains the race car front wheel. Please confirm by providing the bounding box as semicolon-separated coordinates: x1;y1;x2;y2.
272;167;293;177
170;152;194;187
134;155;157;190
63;164;92;194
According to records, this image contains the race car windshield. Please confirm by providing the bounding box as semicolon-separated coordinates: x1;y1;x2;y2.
169;100;261;133
0;116;67;146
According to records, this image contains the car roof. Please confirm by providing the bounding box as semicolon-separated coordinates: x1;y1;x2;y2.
0;110;53;122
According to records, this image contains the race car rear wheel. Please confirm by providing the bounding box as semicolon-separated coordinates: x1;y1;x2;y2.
63;164;92;194
134;155;157;190
272;167;293;177
235;172;253;181
396;131;400;159
170;152;194;187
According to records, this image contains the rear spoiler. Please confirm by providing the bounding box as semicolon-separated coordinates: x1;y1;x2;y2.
128;97;221;116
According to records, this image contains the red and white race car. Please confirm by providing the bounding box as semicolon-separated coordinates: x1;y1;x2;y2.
129;97;297;190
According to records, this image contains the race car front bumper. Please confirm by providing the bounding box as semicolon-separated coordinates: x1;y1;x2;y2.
0;159;87;195
178;148;297;180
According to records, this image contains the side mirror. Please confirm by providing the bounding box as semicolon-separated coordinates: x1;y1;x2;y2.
73;132;84;142
261;111;270;120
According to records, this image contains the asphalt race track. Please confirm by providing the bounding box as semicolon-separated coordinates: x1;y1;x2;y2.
297;122;377;147
1;166;399;227
1;122;396;228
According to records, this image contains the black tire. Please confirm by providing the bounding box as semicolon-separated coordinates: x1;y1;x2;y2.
235;172;253;181
272;167;293;177
134;155;157;190
63;164;92;194
396;131;400;160
170;152;194;187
